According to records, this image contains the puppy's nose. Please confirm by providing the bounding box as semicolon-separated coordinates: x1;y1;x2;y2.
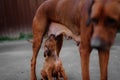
90;37;103;49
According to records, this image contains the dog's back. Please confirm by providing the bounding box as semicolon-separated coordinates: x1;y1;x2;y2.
36;0;82;35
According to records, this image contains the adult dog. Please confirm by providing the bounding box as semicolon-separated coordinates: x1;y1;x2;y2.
31;0;120;80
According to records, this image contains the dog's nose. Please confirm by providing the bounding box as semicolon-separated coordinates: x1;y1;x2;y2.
90;37;103;49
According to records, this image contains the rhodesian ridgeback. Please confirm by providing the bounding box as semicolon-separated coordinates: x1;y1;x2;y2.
41;34;68;80
31;0;120;80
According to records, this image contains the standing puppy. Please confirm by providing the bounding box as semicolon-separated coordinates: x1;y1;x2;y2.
41;34;68;80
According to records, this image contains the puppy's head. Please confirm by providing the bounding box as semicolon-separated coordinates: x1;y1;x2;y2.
88;0;120;50
44;34;57;57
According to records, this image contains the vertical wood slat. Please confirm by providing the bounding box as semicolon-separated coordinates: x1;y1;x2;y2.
0;0;45;37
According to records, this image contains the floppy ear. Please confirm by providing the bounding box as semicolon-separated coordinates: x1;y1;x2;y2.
44;46;51;57
86;0;94;26
44;49;51;57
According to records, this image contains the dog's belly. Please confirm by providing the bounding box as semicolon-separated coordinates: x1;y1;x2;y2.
48;23;78;36
48;22;80;45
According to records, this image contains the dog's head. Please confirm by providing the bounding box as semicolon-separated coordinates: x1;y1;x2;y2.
87;0;120;50
44;34;57;57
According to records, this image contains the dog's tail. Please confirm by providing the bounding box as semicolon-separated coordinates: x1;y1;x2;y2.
27;39;33;43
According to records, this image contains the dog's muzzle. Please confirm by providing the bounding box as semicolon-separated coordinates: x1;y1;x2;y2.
90;37;106;50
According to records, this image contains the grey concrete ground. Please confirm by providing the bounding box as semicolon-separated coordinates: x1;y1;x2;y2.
0;34;120;80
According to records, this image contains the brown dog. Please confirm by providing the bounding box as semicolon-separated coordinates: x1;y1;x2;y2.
31;0;120;80
41;35;68;80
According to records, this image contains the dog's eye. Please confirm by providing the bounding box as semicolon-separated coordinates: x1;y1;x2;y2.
105;17;117;26
91;18;98;25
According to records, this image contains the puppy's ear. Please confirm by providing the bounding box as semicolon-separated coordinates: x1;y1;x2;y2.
44;46;51;57
44;52;47;57
44;50;51;57
86;0;94;26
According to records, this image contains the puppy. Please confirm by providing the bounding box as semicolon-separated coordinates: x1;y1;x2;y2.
41;34;68;80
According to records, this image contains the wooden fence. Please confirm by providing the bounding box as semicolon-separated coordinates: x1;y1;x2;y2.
0;0;45;37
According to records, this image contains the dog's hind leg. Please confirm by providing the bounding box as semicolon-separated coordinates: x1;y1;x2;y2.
60;67;68;80
31;7;48;80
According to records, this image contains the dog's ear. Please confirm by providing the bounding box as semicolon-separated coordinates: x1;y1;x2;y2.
44;46;51;57
44;49;51;57
44;52;47;57
86;0;94;26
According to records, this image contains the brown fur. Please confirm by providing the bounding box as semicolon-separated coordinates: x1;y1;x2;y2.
89;0;120;80
41;35;68;80
48;22;80;46
31;0;120;80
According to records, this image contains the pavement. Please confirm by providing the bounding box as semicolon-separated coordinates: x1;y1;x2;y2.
0;34;120;80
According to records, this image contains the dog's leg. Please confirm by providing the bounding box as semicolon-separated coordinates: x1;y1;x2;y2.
79;41;92;80
60;67;68;80
31;9;47;80
56;35;63;56
98;50;110;80
47;69;54;80
41;69;47;80
56;72;61;80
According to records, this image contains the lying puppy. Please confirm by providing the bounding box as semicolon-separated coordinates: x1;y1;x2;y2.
41;34;68;80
